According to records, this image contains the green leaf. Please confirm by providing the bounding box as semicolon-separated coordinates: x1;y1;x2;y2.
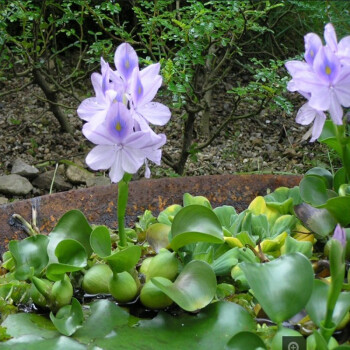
106;245;141;273
50;298;84;336
74;299;130;342
47;210;92;263
318;120;342;155
306;279;350;328
319;196;350;226
251;214;269;240
46;239;87;281
146;223;171;253
334;168;347;193
271;215;296;237
211;248;239;276
281;235;313;258
90;226;111;258
241;253;314;324
9;235;49;280
213;206;238;229
152;260;217;311
300;175;329;206
170;205;224;251
183;193;212;208
264;186;301;214
294;203;336;237
157;205;182;226
305;167;333;189
94;301;255;349
225;331;267;349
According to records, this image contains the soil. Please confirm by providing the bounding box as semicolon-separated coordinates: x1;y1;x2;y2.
0;73;333;201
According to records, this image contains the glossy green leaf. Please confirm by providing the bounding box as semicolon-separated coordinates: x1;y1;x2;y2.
334;168;346;193
251;214;269;240
94;301;255;349
9;235;49;280
241;253;314;324
1;300;255;349
46;239;87;281
281;235;312;258
146;223;171;252
152;260;217;311
236;231;256;246
306;280;350;328
213;206;238;229
47;210;92;263
157;204;182;226
319;196;350;226
264;186;302;214
318;120;342;155
300;175;329;206
305;167;333;188
271;214;296;237
106;245;141;273
211;248;239;276
225;331;267;349
0;335;86;350
170;205;224;251
90;226;111;258
183;193;212;208
50;298;84;336
74;299;129;342
294;203;336;237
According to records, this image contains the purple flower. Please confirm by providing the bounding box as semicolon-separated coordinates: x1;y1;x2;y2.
285;24;350;134
333;224;346;247
295;102;326;142
83;102;166;183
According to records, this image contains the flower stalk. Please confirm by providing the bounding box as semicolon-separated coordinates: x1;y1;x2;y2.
117;173;132;248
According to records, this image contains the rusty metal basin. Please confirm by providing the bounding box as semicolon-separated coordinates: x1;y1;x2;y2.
0;174;301;255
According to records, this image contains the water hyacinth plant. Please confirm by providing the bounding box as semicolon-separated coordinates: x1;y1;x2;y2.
1;26;350;349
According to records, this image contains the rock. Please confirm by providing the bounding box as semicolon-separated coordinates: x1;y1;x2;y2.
11;158;39;179
0;174;33;195
0;197;8;205
66;165;94;185
86;176;111;187
32;170;73;192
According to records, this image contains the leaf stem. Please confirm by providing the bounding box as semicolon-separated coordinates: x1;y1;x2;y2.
117;173;132;248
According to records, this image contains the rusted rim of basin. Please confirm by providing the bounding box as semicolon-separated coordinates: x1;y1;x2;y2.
0;174;301;254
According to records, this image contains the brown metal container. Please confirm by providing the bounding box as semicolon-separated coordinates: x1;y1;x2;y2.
0;174;301;255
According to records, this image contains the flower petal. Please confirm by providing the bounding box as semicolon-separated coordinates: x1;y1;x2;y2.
82;122;115;145
121;147;144;174
136;102;171;125
310;111;326;142
295;103;317;125
334;65;350;107
328;92;343;125
313;46;341;83
338;36;350;65
308;86;331;111
304;33;322;65
109;151;124;183
324;23;338;52
86;145;115;170
114;43;139;82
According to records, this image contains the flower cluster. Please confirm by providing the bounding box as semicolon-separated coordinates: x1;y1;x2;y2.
285;23;350;141
78;43;171;183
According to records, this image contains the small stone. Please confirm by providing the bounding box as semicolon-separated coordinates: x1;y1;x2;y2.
283;148;297;158
0;197;8;205
32;171;72;192
66;165;94;185
11;158;39;179
86;176;111;187
0;174;33;195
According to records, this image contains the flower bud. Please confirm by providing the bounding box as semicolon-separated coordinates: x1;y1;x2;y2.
51;274;73;310
109;271;138;303
82;264;113;294
145;249;179;282
140;279;173;309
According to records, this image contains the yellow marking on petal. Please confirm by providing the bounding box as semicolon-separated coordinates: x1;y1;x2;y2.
310;50;314;57
138;86;142;95
326;66;332;75
125;60;130;69
116;122;122;131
